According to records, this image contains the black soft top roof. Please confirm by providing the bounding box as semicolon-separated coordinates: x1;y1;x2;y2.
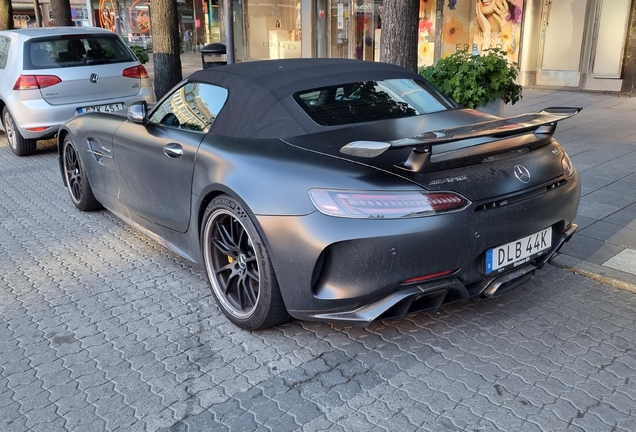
187;58;429;138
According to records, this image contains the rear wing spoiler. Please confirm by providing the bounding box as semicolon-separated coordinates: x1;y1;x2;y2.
340;107;581;158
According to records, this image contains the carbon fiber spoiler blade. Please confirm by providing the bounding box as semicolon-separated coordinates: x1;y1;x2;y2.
340;106;581;158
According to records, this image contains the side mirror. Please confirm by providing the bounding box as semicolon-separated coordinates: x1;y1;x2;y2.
127;101;147;124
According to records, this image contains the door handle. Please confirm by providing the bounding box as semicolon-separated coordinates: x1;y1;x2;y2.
163;143;183;158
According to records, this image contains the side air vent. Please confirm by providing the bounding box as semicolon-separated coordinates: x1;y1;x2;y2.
475;179;568;212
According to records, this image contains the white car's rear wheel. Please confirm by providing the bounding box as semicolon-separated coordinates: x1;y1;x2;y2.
3;107;37;157
62;136;101;211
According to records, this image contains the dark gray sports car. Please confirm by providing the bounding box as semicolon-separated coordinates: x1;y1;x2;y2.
58;58;581;330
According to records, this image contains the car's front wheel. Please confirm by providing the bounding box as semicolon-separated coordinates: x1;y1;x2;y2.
3;107;37;156
201;195;288;330
62;136;101;211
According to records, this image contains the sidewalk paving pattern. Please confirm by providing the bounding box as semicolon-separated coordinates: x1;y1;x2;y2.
1;57;636;431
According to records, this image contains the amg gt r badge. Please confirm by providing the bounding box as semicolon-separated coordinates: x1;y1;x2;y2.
514;165;531;183
429;175;468;186
89;73;100;84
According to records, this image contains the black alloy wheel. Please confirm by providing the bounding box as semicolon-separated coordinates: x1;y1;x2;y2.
202;195;288;330
3;107;37;156
62;137;101;211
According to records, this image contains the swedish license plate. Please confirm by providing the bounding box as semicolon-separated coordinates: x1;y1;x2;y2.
485;228;552;274
77;103;125;114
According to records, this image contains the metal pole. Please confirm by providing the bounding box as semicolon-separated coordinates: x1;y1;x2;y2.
33;0;43;27
116;0;122;35
223;0;235;63
192;0;198;51
85;0;94;27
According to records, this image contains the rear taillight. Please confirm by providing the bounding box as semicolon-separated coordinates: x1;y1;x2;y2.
562;152;576;177
308;189;469;219
123;65;149;79
13;75;62;90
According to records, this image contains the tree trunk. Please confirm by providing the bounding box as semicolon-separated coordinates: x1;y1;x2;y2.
379;0;419;72
0;0;14;30
152;0;182;100
50;0;73;26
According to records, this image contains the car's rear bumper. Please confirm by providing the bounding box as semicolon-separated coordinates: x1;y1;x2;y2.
6;85;155;140
255;173;581;324
299;221;577;326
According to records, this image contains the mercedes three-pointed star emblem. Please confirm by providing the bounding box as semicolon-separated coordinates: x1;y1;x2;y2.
514;165;531;183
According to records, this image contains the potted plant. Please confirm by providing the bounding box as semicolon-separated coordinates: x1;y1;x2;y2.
129;45;150;64
419;48;522;116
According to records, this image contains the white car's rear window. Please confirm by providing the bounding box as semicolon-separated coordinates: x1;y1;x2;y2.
25;35;136;69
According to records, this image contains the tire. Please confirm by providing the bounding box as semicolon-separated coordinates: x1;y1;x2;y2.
62;136;101;212
201;195;289;330
3;107;37;156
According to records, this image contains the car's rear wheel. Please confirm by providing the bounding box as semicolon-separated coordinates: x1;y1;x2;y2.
3;107;37;156
62;136;101;211
201;195;288;330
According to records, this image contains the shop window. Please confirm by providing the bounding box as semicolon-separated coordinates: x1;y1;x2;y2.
418;0;436;67
323;1;381;61
473;0;524;63
246;0;302;60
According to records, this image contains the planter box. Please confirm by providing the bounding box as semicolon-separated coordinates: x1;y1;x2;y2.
476;99;504;117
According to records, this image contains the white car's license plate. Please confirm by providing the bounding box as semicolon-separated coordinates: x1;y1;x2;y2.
485;228;552;274
77;103;125;114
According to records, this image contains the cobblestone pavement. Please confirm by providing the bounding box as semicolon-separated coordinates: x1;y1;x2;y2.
2;136;636;432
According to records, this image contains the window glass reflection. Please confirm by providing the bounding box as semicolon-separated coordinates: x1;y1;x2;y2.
295;78;447;126
150;83;228;133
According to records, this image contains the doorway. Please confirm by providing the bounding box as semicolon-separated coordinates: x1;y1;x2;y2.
535;0;588;87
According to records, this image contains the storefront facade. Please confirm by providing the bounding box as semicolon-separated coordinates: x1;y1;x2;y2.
205;1;527;65
11;2;39;29
90;0;203;51
205;0;632;93
12;0;92;28
15;0;633;93
519;0;632;92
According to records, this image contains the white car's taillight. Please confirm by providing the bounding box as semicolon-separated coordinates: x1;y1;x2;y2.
308;189;469;219
123;65;149;79
13;75;62;90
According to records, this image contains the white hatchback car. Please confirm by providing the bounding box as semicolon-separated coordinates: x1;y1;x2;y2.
0;27;155;156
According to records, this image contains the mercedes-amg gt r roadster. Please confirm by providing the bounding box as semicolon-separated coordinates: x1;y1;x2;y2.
58;58;581;330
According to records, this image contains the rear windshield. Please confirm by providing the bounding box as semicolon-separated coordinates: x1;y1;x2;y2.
294;79;448;126
24;35;136;69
